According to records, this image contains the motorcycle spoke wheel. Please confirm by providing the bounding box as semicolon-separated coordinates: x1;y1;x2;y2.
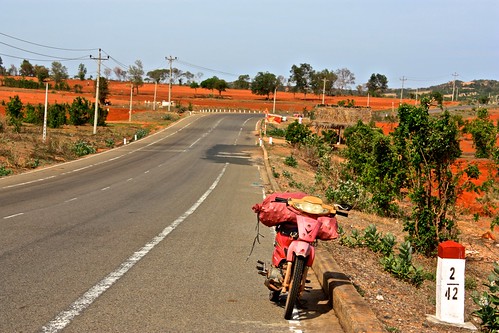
283;256;306;320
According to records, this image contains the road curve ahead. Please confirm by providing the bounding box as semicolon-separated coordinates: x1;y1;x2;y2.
0;113;341;332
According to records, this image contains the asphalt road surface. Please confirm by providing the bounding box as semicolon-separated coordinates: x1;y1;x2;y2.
0;113;342;332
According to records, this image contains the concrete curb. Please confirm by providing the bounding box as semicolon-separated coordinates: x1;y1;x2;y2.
313;248;385;333
258;135;385;333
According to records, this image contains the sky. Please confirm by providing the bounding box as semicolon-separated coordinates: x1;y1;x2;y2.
1;0;498;89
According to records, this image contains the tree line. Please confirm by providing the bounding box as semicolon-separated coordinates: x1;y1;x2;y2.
0;57;390;99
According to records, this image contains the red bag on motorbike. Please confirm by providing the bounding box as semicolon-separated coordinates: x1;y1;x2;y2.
251;192;306;227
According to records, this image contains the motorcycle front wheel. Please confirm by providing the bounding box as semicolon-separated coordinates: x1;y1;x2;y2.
283;256;306;320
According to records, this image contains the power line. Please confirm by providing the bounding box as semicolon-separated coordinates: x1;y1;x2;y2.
0;32;97;52
176;59;238;77
0;41;90;61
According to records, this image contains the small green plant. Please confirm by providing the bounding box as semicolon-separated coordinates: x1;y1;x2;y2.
284;155;298;167
271;166;280;178
381;241;425;287
0;165;13;177
340;228;363;247
72;140;96;157
282;170;293;179
380;233;397;256
472;263;499;332
266;125;286;138
135;128;149;140
105;138;115;148
363;224;381;252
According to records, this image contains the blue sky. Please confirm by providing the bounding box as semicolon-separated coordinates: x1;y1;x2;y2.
2;0;498;89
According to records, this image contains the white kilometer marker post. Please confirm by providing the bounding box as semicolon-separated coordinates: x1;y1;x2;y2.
427;240;476;330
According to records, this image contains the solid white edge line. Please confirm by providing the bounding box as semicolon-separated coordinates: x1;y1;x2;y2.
40;163;228;333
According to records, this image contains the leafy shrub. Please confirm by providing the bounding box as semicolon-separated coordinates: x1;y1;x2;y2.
72;140;96;157
47;103;67;128
472;263;499;332
162;113;179;121
68;97;91;126
135;128;149;140
0;165;13;177
285;121;311;145
325;179;368;210
6;95;23;132
266;125;286;138
380;241;425;287
284;155;298;167
105;138;115;148
24;103;44;125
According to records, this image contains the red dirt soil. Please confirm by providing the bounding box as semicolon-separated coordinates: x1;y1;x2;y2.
1;78;498;220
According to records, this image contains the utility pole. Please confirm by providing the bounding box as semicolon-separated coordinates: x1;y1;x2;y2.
400;76;407;103
90;48;108;134
452;72;459;102
322;78;328;105
166;55;177;112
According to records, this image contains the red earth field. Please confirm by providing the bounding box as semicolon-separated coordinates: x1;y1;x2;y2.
1;78;498;222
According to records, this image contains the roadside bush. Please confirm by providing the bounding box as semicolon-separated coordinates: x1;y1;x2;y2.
47;103;67;128
68;97;91;126
6;95;23;132
472;263;499;332
325;179;368;211
0;165;13;177
284;155;298;167
72;140;96;157
380;241;425;287
135;128;149;140
285;121;311;145
24;103;44;125
266;124;286;138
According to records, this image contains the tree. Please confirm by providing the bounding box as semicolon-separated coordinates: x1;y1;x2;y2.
289;63;314;98
50;61;69;85
343;121;401;216
0;57;5;75
8;64;18;76
366;73;388;97
77;63;87;80
113;67;126;81
34;65;49;84
189;81;200;93
183;71;195;85
19;59;34;77
393;100;468;256
147;69;168;84
233;74;251;90
310;69;337;97
128;60;144;94
103;68;111;80
335;68;356;95
94;77;109;104
6;95;24;132
465;108;498;158
213;78;228;96
68;97;91;125
251;72;279;99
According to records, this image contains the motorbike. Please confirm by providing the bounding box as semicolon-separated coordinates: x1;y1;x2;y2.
252;192;350;320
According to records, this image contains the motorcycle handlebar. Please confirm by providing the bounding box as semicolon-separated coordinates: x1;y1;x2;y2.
335;210;349;217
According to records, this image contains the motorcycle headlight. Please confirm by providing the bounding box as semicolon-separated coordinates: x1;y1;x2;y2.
293;201;331;215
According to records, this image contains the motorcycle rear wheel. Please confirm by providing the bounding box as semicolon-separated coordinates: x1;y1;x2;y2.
283;256;306;320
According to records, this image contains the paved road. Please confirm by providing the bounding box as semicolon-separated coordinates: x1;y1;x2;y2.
0;113;342;332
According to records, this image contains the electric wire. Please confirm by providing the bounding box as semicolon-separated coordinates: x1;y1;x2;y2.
0;32;97;52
